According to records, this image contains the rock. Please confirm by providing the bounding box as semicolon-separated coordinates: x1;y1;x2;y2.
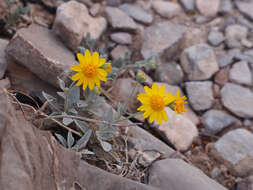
225;24;248;49
213;129;253;177
219;0;233;15
53;1;107;51
235;0;253;21
243;119;253;127
141;21;186;59
136;70;153;86
0;78;10;89
180;43;219;81
89;3;101;17
208;30;225;46
110;32;132;45
156;83;200;125
0;39;8;79
5;24;75;89
158;107;198;151
110;45;130;61
155;62;184;85
119;4;153;25
182;27;208;48
237;175;253;190
40;0;64;9
105;0;121;7
229;61;253;86
149;159;228;190
217;53;233;68
179;0;195;13
214;67;229;86
110;78;143;112
0;89;158;190
196;0;220;17
238;15;253;30
105;7;137;32
152;1;182;19
221;83;253;118
202;109;237;135
185;81;214;111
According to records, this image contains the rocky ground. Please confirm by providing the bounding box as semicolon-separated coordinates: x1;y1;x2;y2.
1;0;253;190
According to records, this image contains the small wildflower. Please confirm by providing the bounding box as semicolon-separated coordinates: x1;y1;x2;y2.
136;72;146;83
70;49;107;91
174;90;188;114
137;83;175;125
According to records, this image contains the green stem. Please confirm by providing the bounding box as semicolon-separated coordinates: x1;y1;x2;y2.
115;112;143;123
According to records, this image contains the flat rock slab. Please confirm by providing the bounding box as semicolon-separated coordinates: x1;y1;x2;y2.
221;83;253;118
141;21;186;60
213;129;253;177
149;159;228;190
0;89;159;190
0;39;9;79
5;24;76;88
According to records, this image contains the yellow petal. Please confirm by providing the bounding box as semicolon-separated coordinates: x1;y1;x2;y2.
70;64;82;72
82;80;88;91
176;90;180;99
84;49;91;62
152;83;159;93
144;86;152;95
162;110;168;122
92;51;99;64
158;85;166;95
72;73;81;81
77;53;85;65
88;79;95;90
76;77;84;86
95;78;101;87
97;58;106;67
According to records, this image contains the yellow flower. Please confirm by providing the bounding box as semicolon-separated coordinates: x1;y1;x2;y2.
70;50;107;91
174;90;188;114
106;63;112;73
137;83;175;125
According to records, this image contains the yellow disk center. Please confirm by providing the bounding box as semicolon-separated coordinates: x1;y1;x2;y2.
150;95;165;111
83;63;97;78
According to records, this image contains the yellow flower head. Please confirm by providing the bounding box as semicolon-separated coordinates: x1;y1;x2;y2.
174;90;188;114
137;83;175;125
106;63;112;73
70;50;107;91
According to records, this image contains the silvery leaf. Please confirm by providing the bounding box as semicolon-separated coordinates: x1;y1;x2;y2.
57;92;65;99
74;120;89;133
67;85;80;110
99;139;112;152
80;149;94;155
76;100;88;108
67;131;75;148
55;133;67;147
57;77;65;90
63;117;73;126
76;129;92;151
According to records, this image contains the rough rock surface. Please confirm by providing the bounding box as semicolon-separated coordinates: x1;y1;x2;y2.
119;4;153;25
213;129;253;177
5;24;76;88
196;0;220;17
149;159;228;190
53;1;107;51
185;81;214;111
221;83;253;118
229;61;252;86
110;32;132;45
0;39;8;79
110;45;130;61
202;109;237;135
0;89;159;190
105;6;137;32
235;0;253;21
158;107;198;151
152;1;182;19
180;43;219;80
179;0;195;13
155;62;184;85
141;22;186;59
